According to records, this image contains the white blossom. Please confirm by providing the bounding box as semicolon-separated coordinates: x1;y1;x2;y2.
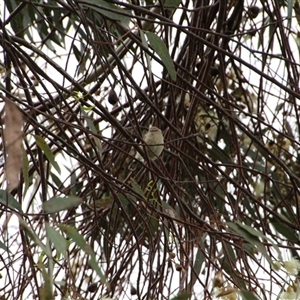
279;290;300;299
283;257;300;275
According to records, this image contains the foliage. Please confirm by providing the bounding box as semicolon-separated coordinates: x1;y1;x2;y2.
1;0;300;299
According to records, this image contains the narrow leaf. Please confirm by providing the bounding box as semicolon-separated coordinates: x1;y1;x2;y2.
145;31;177;81
131;178;146;198
270;218;300;245
50;172;63;189
193;247;204;276
80;0;131;27
0;240;10;252
170;292;192;300
19;217;50;256
59;224;93;255
165;0;182;8
227;222;272;264
0;189;23;212
89;254;107;284
236;222;281;257
46;224;67;254
239;290;260;300
34;135;61;174
22;150;30;193
43;196;82;214
39;267;53;300
222;243;246;289
140;30;153;84
81;109;102;159
59;224;106;283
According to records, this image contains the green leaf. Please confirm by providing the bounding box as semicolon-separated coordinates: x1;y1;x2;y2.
50;172;64;189
170;292;192;300
22;149;30;194
89;254;107;284
222;243;246;289
131;178;146;199
165;0;182;8
46;224;67;255
0;189;23;212
0;240;10;253
34;135;61;174
140;30;153;84
270;218;300;246
145;31;177;81
6;0;26;38
43;196;82;214
70;172;81;196
59;224;93;255
193;247;205;275
19;217;50;256
239;290;260;300
81;109;102;158
227;222;272;264
59;224;107;283
235;223;280;257
80;0;131;27
73;44;82;62
187;247;205;291
206;138;233;164
24;4;36;42
287;0;293;28
53;9;65;42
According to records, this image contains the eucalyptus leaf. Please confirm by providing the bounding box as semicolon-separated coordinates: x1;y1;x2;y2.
227;222;273;264
140;29;153;84
239;290;260;300
59;224;93;255
22;150;30;194
19;217;50;256
43;196;82;214
80;0;132;27
145;31;177;81
131;178;146;199
34;135;61;174
89;254;107;284
0;189;23;212
46;224;67;255
270;218;300;245
165;0;182;8
0;240;10;253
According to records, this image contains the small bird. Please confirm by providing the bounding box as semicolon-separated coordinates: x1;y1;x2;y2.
137;126;164;161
